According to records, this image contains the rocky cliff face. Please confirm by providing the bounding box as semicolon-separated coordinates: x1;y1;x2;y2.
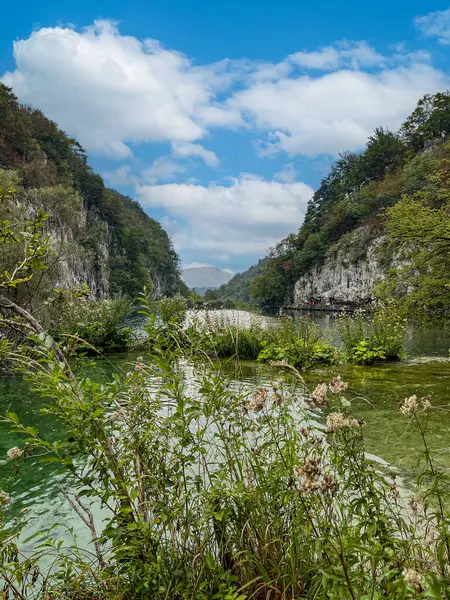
292;228;387;307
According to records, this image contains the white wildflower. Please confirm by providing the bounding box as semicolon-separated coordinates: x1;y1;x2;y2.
421;395;432;410
326;412;361;433
400;395;419;416
403;567;422;592
110;407;127;422
7;447;22;460
246;388;269;412
328;376;348;395
341;397;351;408
295;456;321;494
0;490;11;506
311;383;328;408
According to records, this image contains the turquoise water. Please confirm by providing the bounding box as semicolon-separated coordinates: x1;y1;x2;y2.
0;311;449;550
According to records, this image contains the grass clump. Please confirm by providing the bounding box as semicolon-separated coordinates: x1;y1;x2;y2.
144;299;339;368
257;315;339;368
337;304;406;364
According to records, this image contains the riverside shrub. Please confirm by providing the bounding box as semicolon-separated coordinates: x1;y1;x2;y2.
1;332;449;599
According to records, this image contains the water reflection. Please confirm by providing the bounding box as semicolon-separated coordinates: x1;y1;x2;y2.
0;309;449;551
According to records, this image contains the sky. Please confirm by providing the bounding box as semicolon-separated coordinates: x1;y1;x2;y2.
1;1;450;273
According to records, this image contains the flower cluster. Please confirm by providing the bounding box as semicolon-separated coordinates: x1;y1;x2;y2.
246;387;269;412
0;490;12;506
403;568;422;592
400;395;432;416
329;376;348;395
7;446;22;460
311;383;328;408
110;407;128;423
295;456;322;494
326;412;361;433
295;456;338;496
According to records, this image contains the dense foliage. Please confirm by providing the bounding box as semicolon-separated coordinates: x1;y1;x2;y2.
1;312;449;599
143;293;406;367
215;259;269;304
0;83;185;301
218;92;450;312
1;198;444;599
49;287;134;353
378;171;450;321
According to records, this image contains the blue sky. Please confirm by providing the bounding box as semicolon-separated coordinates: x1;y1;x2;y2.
1;1;450;273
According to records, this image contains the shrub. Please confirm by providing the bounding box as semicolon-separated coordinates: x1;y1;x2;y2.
1;334;450;599
258;316;339;369
49;288;133;352
337;305;406;364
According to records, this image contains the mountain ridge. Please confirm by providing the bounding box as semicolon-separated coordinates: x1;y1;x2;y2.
182;266;233;290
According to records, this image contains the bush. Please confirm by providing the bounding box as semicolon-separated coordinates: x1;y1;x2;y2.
337;305;406;364
1;333;450;599
49;288;133;352
257;317;338;368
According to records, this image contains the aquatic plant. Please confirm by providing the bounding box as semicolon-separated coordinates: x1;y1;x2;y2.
1;327;450;599
337;304;406;364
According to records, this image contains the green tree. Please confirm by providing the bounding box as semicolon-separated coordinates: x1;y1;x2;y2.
379;192;450;321
400;91;450;151
361;127;407;182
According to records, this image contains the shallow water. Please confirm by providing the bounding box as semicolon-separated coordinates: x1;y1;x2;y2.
0;310;449;550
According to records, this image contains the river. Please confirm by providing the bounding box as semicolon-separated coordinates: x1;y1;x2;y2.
0;309;449;552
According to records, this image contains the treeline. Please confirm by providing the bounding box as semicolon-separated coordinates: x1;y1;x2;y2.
220;92;450;313
0;83;186;302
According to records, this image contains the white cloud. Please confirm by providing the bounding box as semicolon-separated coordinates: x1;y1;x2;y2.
136;174;313;256
103;157;186;185
2;21;448;162
274;163;297;182
230;63;448;155
141;157;187;183
103;165;133;185
290;41;385;71
1;21;222;158
172;142;219;167
415;9;450;45
183;262;214;269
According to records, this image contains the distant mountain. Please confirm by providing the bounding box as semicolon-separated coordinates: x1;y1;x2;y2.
182;266;233;290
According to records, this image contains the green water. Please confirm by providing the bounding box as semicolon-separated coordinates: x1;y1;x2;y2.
1;312;450;550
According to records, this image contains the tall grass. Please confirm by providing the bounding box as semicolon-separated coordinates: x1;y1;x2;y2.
0;297;448;599
337;304;406;363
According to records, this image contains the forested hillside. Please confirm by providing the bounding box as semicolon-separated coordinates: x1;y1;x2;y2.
216;258;268;303
0;83;185;302
221;92;450;310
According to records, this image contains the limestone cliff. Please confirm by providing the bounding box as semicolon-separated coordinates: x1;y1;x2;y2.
292;227;388;307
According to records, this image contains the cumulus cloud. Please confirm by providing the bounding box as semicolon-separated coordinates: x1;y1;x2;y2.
415;9;450;45
141;157;187;183
290;41;385;71
136;175;313;256
1;20;226;158
274;163;297;182
103;165;134;186
3;21;447;162
172;142;219;166
230;63;448;155
103;157;186;185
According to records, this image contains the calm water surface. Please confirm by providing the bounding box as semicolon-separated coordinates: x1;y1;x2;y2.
0;310;449;550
